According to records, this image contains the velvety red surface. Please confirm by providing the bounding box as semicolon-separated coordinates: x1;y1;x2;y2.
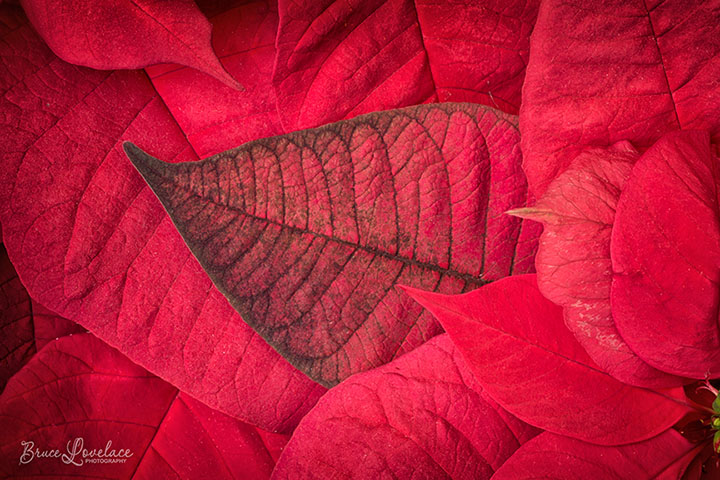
404;275;690;445
272;334;539;479
145;1;283;158
273;0;539;131
612;131;720;378
520;0;720;196
0;4;324;432
20;0;241;88
512;142;684;388
5;0;717;476
492;431;695;480
0;333;286;478
0;244;84;390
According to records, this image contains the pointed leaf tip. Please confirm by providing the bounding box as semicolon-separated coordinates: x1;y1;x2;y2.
505;207;546;221
122;142;166;183
118;104;537;386
122;141;142;160
405;275;690;445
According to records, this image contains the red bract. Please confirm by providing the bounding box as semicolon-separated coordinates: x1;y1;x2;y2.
273;0;539;131
0;244;84;389
403;275;690;445
404;275;711;474
145;1;283;157
509;143;684;388
124;103;538;387
0;333;286;478
0;4;324;432
521;0;720;196
272;334;539;479
526;130;720;384
7;0;720;475
20;0;241;89
492;431;697;480
612;131;720;379
0;243;35;388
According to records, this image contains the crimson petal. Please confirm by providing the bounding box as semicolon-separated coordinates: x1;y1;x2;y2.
521;0;720;196
272;334;539;479
611;131;720;378
403;275;690;445
20;0;241;88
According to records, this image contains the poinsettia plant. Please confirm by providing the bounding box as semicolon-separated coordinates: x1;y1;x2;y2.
1;0;720;478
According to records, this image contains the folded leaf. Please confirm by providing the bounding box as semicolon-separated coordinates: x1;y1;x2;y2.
492;431;696;480
612;131;720;378
272;334;539;479
403;275;690;445
145;0;283;158
511;143;684;387
273;0;540;131
0;333;280;479
124;103;538;386
521;0;720;196
0;5;324;432
20;0;241;89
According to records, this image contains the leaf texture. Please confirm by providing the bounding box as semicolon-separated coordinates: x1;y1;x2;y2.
20;0;241;88
403;275;690;445
511;142;684;387
0;244;84;390
124;103;538;386
272;0;540;131
611;131;720;378
0;5;324;432
0;333;282;479
492;431;696;480
145;0;283;158
520;0;720;196
272;334;539;480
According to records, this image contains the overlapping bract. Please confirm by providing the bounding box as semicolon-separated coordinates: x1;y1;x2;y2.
521;0;720;196
273;0;539;131
0;3;324;432
405;275;701;477
4;0;720;477
273;335;539;479
404;276;690;445
20;0;241;88
0;333;285;479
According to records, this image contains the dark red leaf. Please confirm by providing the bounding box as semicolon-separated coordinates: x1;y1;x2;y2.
145;0;282;158
124;103;538;387
403;275;690;445
0;333;280;479
0;244;84;390
520;0;720;196
0;5;324;432
20;0;241;89
492;431;697;480
611;131;720;378
510;142;684;387
272;0;539;131
272;334;539;480
30;301;85;351
0;243;33;389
